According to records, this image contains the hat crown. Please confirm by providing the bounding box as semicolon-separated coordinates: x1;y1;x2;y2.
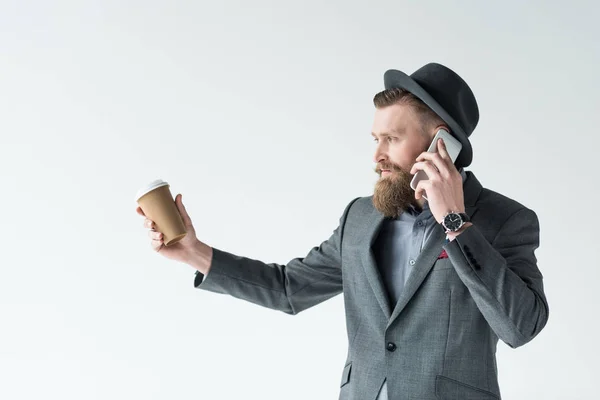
409;63;479;136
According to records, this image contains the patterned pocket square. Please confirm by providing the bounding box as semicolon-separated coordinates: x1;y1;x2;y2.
437;249;449;259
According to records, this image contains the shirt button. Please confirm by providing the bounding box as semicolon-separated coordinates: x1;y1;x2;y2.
417;221;423;227
409;259;415;265
386;342;397;352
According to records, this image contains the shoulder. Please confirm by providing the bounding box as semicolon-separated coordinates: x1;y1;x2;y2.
472;185;539;240
342;195;374;218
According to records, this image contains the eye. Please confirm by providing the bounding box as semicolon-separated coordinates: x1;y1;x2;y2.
373;137;397;143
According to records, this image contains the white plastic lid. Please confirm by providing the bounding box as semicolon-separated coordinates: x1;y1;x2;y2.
135;179;169;202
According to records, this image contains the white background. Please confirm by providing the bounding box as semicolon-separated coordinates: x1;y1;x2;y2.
1;0;598;399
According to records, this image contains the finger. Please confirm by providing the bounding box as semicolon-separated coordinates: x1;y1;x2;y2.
148;230;163;240
411;160;440;178
437;138;453;163
175;194;193;227
151;238;164;252
144;218;155;229
136;206;145;217
415;148;441;165
414;180;430;200
415;153;446;177
415;144;449;175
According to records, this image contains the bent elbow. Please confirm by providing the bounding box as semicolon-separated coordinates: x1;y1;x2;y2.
506;297;550;349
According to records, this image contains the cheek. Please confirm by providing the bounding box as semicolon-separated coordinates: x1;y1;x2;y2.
389;151;414;171
390;141;422;170
410;149;425;165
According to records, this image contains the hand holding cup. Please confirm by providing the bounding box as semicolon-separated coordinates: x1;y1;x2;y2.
135;180;197;263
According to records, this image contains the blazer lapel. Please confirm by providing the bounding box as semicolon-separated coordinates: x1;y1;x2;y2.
386;171;482;328
385;203;478;329
361;171;483;326
362;210;392;319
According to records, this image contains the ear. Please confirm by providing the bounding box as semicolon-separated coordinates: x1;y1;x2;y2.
427;125;451;141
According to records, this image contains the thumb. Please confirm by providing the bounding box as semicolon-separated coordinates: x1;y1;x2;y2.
175;194;193;227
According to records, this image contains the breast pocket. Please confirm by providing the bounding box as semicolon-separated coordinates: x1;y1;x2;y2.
431;257;454;271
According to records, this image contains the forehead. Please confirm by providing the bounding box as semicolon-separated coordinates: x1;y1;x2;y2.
371;103;419;135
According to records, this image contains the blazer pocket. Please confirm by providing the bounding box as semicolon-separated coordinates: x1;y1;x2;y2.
435;375;499;400
340;362;352;387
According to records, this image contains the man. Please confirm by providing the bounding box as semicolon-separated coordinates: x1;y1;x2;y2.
137;62;549;399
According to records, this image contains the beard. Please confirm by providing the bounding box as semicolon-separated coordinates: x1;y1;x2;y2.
372;163;422;219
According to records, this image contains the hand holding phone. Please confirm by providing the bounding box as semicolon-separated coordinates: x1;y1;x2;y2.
410;128;462;200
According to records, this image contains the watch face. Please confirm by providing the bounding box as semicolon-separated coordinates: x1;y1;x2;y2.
444;213;463;230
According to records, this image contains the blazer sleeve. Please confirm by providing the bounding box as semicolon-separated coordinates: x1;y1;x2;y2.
192;197;361;315
443;207;549;348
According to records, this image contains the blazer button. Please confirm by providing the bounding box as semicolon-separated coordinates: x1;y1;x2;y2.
386;342;397;352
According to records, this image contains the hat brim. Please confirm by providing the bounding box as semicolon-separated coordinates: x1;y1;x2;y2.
383;69;473;168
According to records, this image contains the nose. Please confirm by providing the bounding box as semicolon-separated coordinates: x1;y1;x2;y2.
373;146;387;165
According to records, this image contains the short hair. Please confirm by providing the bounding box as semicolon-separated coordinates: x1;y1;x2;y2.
373;87;447;135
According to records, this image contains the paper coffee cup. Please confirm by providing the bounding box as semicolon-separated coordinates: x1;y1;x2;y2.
135;179;187;246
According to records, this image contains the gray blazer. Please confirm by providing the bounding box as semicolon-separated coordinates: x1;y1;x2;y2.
194;170;549;399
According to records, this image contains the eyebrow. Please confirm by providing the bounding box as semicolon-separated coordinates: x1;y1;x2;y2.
371;129;404;137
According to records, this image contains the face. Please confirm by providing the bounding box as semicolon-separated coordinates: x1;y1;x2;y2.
371;103;443;218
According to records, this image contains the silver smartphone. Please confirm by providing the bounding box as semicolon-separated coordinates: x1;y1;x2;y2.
410;128;462;200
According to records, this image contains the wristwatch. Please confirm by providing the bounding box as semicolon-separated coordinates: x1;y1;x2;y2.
441;211;470;233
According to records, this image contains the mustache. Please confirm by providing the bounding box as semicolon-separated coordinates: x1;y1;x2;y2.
375;164;404;173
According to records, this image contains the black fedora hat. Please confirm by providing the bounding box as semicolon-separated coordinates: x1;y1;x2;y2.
383;62;479;169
